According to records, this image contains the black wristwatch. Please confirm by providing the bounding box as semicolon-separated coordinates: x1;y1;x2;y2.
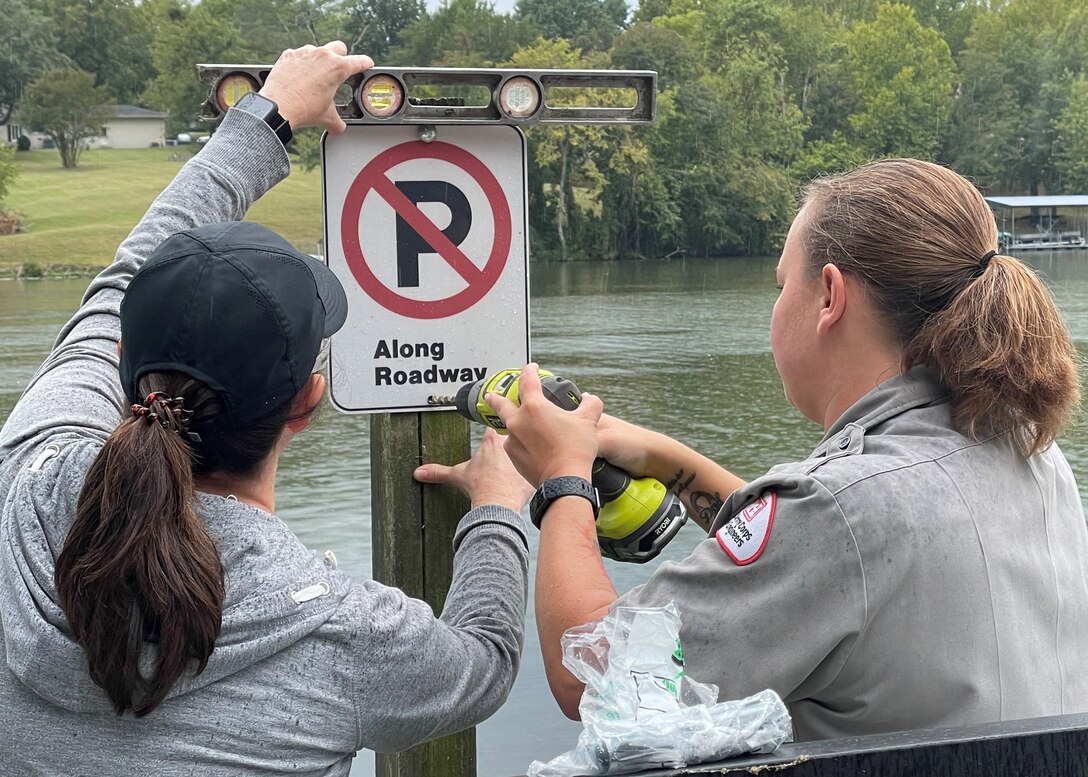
233;92;293;146
530;476;599;529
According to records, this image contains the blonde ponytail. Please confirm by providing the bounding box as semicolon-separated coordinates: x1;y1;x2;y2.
907;254;1080;453
803;159;1081;454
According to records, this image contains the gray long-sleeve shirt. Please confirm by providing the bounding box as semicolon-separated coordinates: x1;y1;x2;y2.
0;109;529;775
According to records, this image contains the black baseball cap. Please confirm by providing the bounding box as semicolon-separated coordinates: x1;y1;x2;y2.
119;221;348;432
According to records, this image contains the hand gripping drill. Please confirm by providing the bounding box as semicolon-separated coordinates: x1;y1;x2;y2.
433;368;688;563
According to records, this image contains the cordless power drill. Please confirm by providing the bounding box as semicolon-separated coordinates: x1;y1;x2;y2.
439;369;688;563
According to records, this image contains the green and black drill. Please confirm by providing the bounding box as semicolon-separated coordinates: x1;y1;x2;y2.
431;368;688;563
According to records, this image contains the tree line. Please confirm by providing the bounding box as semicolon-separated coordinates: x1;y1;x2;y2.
3;0;1087;259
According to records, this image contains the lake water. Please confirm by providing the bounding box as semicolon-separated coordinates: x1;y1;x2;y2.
3;252;1088;776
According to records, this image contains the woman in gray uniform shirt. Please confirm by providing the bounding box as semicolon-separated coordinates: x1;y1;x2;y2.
0;43;533;774
419;159;1088;739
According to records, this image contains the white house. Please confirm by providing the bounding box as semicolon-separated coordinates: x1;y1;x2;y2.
98;105;168;148
2;105;168;150
3;120;26;146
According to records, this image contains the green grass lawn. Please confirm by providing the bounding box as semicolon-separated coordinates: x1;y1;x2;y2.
0;146;323;276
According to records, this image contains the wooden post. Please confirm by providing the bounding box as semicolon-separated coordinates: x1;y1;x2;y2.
371;410;475;777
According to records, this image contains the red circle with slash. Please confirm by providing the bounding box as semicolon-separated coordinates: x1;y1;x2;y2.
340;140;512;320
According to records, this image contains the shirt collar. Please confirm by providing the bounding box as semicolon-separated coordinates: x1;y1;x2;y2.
812;366;951;456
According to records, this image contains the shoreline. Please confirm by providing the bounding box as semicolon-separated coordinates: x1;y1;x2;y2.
0;253;707;281
0;264;104;280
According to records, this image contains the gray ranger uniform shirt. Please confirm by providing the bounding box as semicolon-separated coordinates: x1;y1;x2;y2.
622;367;1088;740
0;110;529;775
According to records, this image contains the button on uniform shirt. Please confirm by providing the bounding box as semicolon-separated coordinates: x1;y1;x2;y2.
620;367;1088;740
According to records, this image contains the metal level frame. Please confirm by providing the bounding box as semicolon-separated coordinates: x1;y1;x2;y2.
198;65;656;125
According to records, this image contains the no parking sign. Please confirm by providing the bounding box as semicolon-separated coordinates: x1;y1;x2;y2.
322;125;530;413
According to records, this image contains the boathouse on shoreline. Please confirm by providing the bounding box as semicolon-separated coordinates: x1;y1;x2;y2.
985;195;1088;252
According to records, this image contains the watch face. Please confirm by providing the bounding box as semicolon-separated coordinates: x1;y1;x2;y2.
233;92;291;144
235;92;274;119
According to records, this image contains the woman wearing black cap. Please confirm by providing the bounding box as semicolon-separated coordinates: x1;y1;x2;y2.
0;43;533;775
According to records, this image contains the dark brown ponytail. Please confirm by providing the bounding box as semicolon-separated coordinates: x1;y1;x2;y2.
802;159;1081;455
55;371;316;716
56;387;223;716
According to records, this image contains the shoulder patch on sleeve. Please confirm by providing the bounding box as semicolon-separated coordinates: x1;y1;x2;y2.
715;491;776;566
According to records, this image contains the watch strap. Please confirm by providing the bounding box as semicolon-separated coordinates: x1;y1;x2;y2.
530;476;599;529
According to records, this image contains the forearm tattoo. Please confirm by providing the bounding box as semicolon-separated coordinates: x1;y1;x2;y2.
666;468;696;496
691;490;725;525
667;468;724;524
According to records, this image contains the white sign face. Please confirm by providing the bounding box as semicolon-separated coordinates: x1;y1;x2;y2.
322;125;530;413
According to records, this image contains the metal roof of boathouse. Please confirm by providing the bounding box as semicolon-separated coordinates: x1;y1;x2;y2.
985;196;1088;208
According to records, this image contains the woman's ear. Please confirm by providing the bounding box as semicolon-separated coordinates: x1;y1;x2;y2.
286;373;326;433
816;262;848;336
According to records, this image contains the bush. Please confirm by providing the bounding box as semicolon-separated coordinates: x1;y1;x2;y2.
19;262;42;279
0;210;21;236
0;145;18;206
16;135;31;152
